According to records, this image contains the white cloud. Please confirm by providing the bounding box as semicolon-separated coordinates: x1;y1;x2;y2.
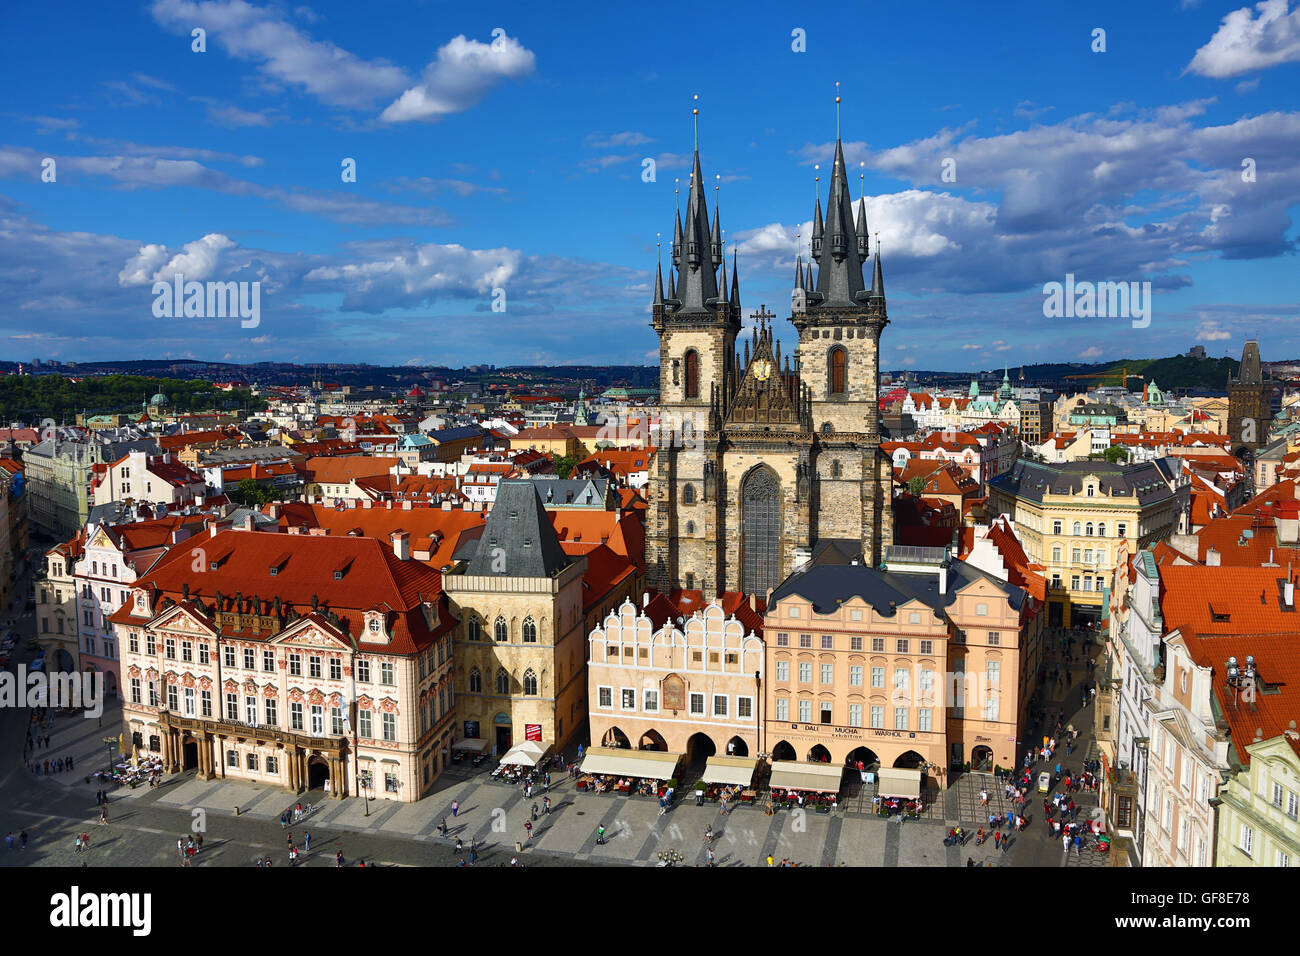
1079;346;1104;358
118;233;236;286
149;0;410;108
380;33;535;123
1186;0;1300;78
586;131;653;148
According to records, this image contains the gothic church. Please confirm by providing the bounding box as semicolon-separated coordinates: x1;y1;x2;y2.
646;131;893;598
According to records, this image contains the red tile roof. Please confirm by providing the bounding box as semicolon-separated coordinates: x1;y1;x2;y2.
1159;565;1300;762
305;456;399;485
110;529;449;655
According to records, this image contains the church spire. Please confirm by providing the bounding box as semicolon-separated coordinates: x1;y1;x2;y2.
674;138;721;312
870;239;885;301
856;196;870;259
794;252;805;290
813;119;867;306
730;249;740;311
811;196;824;261
653;260;664;306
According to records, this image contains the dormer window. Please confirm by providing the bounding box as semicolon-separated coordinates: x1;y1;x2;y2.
369;619;381;633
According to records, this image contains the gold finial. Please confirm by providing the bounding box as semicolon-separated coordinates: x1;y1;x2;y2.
835;81;841;139
692;94;700;150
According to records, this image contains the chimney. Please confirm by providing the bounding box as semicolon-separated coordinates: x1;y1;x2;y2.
643;591;650;608
1206;547;1220;567
391;531;410;561
268;504;280;520
938;563;948;595
1285;578;1295;609
243;514;256;532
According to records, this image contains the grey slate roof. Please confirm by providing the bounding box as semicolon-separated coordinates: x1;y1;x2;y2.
429;425;484;444
527;477;609;506
769;555;1026;619
989;459;1175;506
465;480;571;578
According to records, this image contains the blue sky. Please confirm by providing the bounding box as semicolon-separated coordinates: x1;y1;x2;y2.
1;0;1298;370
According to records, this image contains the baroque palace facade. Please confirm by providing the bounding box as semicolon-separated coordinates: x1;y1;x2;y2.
646;131;893;598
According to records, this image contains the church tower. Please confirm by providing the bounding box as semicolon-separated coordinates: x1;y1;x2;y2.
790;134;891;563
647;140;742;595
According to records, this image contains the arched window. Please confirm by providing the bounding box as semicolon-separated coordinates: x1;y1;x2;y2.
466;616;480;641
1085;523;1094;537
684;350;700;400
683;483;695;505
1098;523;1106;537
832;461;842;478
829;347;847;396
1072;521;1082;536
494;616;508;642
468;668;482;693
496;668;510;695
686;521;696;535
522;617;537;643
523;669;538;696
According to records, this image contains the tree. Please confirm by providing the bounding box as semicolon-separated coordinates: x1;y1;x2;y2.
1102;446;1129;463
232;478;274;507
907;476;927;496
554;454;580;479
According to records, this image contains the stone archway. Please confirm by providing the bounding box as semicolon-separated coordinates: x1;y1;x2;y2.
807;744;832;763
893;750;926;770
639;728;668;752
772;740;797;762
307;755;330;792
602;726;630;748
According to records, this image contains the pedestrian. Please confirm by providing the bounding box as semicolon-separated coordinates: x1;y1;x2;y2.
451;800;459;817
993;831;1001;849
280;812;288;828
454;838;463;853
1062;832;1070;853
99;808;108;825
177;838;184;857
286;831;293;848
82;832;90;850
595;825;606;845
19;831;26;850
705;825;713;845
469;847;477;865
67;755;73;770
543;796;551;814
337;851;345;867
75;835;82;853
438;817;448;837
524;820;533;843
4;832;12;849
304;832;311;852
706;847;715;867
530;803;538;822
44;735;49;748
196;834;203;850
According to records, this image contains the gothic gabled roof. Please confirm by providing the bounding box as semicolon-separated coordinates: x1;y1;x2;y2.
725;315;807;429
465;480;571;578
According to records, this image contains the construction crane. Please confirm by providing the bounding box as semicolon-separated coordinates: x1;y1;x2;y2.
1063;366;1145;390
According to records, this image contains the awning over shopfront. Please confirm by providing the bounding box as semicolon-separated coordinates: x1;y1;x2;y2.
580;747;682;780
500;741;551;767
452;738;489;753
877;767;922;799
768;760;844;793
701;756;759;787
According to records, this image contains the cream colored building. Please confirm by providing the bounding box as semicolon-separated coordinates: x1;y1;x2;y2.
444;481;589;755
989;459;1185;629
1216;734;1300;868
109;526;457;803
36;538;81;669
587;598;763;760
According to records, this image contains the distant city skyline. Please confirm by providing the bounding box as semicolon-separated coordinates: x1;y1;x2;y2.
2;1;1298;368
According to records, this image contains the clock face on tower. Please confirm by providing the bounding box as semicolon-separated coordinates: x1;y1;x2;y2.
753;359;773;381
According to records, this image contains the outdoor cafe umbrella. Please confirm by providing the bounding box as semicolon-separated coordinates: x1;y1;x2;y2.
131;745;140;768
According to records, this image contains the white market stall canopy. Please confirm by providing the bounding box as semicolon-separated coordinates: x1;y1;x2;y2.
769;760;844;793
701;756;759;787
581;747;682;780
877;768;922;799
500;741;551;767
453;738;489;753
